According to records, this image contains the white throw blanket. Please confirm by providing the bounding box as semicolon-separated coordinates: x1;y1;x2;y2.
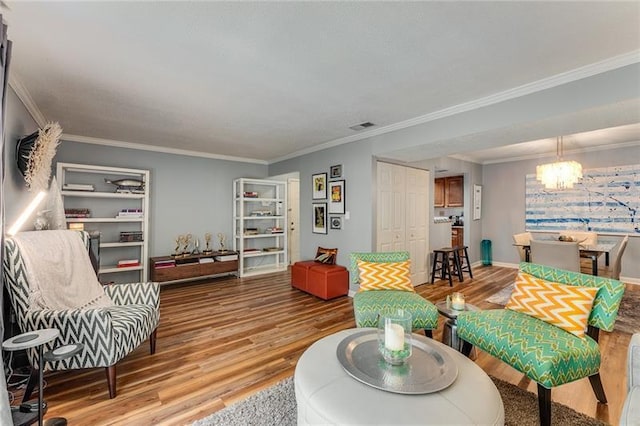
13;230;113;311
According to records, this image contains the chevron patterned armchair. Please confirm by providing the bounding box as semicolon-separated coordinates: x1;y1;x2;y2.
350;251;438;337
3;231;160;399
457;262;625;426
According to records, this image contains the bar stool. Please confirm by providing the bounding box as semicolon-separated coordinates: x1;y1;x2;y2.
431;248;461;287
452;245;473;281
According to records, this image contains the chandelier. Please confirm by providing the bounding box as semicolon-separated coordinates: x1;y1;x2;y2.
536;136;583;190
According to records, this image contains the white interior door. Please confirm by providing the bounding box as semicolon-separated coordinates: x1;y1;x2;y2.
406;167;430;285
287;178;300;264
376;162;406;252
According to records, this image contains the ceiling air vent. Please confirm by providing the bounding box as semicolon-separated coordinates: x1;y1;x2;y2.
349;122;375;131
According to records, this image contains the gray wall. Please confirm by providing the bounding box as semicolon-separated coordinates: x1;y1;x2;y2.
53;142;268;257
483;144;640;280
4;87;39;226
269;138;375;276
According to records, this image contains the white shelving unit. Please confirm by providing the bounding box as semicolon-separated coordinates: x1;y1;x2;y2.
233;178;287;277
56;162;150;283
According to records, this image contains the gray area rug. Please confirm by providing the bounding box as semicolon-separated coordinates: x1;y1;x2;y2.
485;283;640;334
193;376;606;426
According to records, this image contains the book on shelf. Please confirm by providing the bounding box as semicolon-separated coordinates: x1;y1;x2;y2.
244;228;259;235
243;248;259;253
262;247;282;252
120;231;144;242
68;223;84;230
243;191;258;198
214;254;238;261
65;208;91;218
266;227;283;234
117;259;140;268
198;257;215;264
63;183;95;192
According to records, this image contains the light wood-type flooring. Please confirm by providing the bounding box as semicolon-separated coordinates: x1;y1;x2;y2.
10;264;635;425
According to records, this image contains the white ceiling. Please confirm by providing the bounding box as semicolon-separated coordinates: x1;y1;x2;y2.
3;1;640;164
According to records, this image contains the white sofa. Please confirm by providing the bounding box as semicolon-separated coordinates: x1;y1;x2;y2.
622;334;640;425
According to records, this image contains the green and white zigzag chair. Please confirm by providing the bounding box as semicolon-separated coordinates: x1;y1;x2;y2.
3;230;160;399
350;251;438;337
457;262;625;426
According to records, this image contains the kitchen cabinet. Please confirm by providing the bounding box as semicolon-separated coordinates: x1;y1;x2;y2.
434;176;464;208
434;178;445;207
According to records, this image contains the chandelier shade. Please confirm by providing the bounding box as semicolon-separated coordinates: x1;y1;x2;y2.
536;136;583;190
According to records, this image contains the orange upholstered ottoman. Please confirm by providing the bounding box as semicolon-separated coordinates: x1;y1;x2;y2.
307;265;349;300
291;260;317;292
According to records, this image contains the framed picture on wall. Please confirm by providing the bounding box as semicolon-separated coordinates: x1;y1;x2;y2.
330;164;342;179
328;180;345;214
330;216;342;230
312;202;328;234
312;172;327;199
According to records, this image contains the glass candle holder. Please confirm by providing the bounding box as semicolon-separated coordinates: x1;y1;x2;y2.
377;309;412;365
451;292;465;310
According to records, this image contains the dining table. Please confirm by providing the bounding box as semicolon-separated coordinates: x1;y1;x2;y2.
514;240;616;276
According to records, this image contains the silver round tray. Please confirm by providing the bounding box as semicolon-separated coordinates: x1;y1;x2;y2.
336;330;458;394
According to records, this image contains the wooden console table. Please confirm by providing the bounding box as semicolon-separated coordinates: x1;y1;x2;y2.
150;252;238;283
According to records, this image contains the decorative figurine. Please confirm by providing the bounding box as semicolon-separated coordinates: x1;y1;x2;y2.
218;232;227;253
203;233;213;255
182;233;192;255
192;237;200;255
173;235;184;258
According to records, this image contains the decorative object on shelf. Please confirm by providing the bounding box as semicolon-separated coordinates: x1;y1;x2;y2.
45;176;67;230
329;180;346;214
330;164;342;179
535;136;583;190
330;216;342;230
377;309;412;365
104;178;145;194
451;292;465;310
34;210;50;230
203;232;213;255
16;122;63;192
312;172;327;200
173;235;184;258
182;234;192;255
217;232;228;252
192;237;200;255
473;184;482;220
312;202;327;234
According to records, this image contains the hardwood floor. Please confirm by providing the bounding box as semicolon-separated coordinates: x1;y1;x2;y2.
13;265;633;425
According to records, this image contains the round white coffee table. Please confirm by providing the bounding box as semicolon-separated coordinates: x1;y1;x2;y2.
295;328;504;425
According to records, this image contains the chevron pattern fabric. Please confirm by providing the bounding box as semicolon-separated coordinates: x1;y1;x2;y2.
457;263;625;391
350;252;437;331
3;232;160;373
350;251;410;286
357;260;414;292
506;272;598;338
520;262;625;331
457;309;601;388
353;290;438;329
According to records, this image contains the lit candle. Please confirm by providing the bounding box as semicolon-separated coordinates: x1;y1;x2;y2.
385;323;405;351
451;292;465;310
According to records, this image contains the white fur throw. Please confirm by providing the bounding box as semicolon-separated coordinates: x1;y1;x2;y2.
13;230;113;311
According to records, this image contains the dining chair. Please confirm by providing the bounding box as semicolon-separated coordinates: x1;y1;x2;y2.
559;230;597;245
530;240;581;272
611;235;629;280
512;232;532;262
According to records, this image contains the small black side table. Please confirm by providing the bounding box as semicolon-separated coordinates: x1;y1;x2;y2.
3;329;59;426
435;301;479;352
